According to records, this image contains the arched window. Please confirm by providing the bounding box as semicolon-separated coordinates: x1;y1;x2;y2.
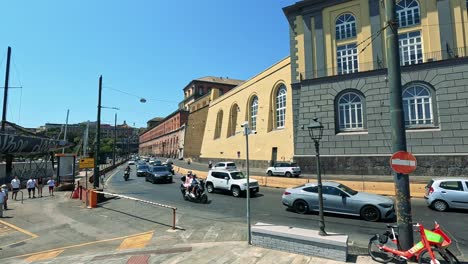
214;110;223;139
227;104;239;137
337;92;365;130
396;0;420;27
336;13;357;40
275;85;287;129
250;96;258;131
402;85;433;126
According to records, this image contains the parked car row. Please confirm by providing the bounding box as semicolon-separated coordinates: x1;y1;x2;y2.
211;161;302;178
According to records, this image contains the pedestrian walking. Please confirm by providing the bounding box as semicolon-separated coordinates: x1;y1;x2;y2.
47;177;55;196
208;161;213;169
1;184;8;210
10;176;20;201
36;177;44;198
26;177;36;198
0;187;6;217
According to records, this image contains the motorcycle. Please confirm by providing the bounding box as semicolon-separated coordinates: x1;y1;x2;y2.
180;176;208;203
124;170;130;181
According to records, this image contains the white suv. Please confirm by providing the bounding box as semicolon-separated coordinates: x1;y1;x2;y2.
212;161;237;170
205;169;259;197
266;162;301;177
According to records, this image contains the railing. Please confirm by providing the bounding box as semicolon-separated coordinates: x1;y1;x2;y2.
299;46;468;80
92;190;178;230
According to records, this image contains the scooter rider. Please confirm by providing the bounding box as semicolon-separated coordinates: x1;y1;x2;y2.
184;171;194;197
190;174;200;198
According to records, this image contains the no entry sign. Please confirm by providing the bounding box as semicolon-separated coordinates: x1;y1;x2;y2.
390;151;417;174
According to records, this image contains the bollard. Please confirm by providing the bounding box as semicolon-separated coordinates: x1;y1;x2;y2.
173;209;176;230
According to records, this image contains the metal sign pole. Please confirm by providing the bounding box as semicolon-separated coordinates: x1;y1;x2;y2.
85;169;89;207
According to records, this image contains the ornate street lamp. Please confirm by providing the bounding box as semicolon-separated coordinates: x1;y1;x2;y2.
307;118;326;236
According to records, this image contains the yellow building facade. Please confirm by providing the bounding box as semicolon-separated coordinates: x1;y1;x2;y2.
285;0;468;81
199;57;293;168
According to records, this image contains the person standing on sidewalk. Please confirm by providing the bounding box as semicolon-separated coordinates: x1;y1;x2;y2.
0;187;6;217
47;177;55;196
26;177;36;198
36;177;44;198
1;184;8;210
10;176;20;201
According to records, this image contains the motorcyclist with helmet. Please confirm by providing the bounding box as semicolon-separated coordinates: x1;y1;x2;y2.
184;171;194;197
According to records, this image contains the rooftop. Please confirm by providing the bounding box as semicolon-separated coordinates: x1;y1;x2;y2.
193;76;244;86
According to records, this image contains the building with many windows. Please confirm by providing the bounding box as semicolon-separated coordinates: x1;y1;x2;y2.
199;57;293;168
283;0;468;176
139;110;188;158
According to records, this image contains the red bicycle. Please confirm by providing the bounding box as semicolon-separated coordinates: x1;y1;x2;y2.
368;222;458;263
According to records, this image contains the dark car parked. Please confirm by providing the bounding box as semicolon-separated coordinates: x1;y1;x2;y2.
145;165;172;184
136;164;150;177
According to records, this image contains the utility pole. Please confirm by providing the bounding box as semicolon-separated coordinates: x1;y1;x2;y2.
113;113;117;166
93;76;102;188
385;0;413;250
83;121;89;157
2;46;11;131
242;122;252;245
2;47;13;185
62;109;69;154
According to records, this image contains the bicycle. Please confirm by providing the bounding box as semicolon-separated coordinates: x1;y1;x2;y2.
368;222;458;264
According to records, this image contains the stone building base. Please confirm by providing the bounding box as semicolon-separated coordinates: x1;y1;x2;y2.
294;155;468;176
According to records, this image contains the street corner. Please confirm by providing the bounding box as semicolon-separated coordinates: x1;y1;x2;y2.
0;219;38;250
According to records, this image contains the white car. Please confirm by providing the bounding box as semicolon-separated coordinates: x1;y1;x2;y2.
205;169;259;197
212;161;237;170
266;162;301;177
128;160;135;166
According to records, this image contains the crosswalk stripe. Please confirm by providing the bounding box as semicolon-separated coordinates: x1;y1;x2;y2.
24;250;64;263
118;233;153;250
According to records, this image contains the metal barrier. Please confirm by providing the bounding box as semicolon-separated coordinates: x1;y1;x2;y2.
92;190;178;230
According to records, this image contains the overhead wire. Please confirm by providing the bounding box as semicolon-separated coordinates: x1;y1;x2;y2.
103;86;178;104
13;59;24;124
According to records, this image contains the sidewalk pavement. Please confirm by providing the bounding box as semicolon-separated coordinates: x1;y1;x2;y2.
169;158;429;197
0;179;382;264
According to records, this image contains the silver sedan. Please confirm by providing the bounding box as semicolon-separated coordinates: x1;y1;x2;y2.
281;181;395;222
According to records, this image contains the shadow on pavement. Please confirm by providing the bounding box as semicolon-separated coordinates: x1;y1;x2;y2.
284;208;397;223
98;205;182;230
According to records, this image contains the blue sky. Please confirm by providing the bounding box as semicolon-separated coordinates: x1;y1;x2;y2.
0;0;296;129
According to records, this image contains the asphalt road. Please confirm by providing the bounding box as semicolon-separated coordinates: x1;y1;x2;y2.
106;168;468;260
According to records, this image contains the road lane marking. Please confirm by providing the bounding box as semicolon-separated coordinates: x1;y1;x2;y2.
24;250;64;263
3;230;155;260
105;166;121;185
118;233;153;250
0;220;38;238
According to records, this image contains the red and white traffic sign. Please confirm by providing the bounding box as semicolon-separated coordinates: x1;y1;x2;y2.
390;151;417;174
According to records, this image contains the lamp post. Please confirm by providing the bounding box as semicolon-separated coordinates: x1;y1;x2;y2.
94;75;146;188
113;112;117;167
306;118;326;236
241;121;253;244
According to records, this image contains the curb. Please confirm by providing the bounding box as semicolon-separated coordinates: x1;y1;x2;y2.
173;165;426;198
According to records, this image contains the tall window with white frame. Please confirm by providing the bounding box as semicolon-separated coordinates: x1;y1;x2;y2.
337;92;364;131
250;96;258;131
275;85;287;129
402;85;433;127
396;0;420;28
337;44;359;74
335;13;358;75
335;13;357;40
399;31;423;66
